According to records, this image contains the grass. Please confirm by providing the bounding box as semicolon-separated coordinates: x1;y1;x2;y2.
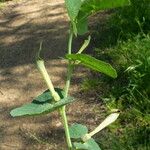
110;0;150;37
82;1;150;147
88;34;150;150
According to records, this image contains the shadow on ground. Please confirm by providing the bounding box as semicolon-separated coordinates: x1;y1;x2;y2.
0;0;68;68
0;0;107;149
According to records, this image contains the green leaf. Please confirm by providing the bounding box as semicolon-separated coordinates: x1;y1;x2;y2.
80;0;129;13
33;88;64;103
73;138;101;150
66;54;117;78
69;123;101;149
10;97;74;117
76;0;130;35
76;16;88;35
69;123;88;139
65;0;82;21
10;88;74;117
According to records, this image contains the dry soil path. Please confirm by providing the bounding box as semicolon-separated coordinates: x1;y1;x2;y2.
0;0;104;149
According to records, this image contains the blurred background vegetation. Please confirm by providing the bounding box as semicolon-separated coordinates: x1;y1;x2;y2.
82;0;150;149
0;0;149;149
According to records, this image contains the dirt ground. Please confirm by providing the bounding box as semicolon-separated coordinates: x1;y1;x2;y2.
0;0;106;149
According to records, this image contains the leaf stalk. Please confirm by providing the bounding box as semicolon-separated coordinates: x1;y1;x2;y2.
60;29;74;150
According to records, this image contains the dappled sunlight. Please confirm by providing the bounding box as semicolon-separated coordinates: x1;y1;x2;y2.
0;0;105;149
0;0;69;69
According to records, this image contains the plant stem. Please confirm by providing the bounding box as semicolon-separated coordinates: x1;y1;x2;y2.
60;108;72;150
37;29;74;150
64;31;73;97
60;29;73;150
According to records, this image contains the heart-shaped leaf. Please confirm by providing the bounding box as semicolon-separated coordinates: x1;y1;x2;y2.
65;0;82;21
69;123;101;150
69;123;88;139
66;54;117;78
33;88;64;103
10;88;74;117
76;15;88;35
80;0;129;13
76;0;130;35
73;138;101;150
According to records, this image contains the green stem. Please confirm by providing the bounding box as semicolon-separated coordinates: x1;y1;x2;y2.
60;29;73;150
64;32;73;97
60;108;72;150
37;28;74;150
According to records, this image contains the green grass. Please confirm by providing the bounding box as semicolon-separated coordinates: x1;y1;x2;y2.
96;125;150;150
92;34;150;150
110;0;150;37
82;34;150;149
82;1;150;149
91;0;150;50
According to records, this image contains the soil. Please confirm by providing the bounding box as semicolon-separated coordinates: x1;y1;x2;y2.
0;0;106;149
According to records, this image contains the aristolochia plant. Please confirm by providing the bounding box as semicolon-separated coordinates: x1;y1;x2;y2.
10;0;129;149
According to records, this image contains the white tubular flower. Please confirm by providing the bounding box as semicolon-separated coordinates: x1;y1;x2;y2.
82;113;119;142
37;59;60;101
